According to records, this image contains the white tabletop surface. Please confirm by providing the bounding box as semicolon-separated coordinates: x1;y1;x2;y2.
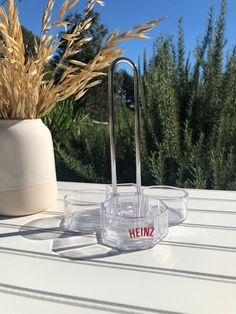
0;181;236;314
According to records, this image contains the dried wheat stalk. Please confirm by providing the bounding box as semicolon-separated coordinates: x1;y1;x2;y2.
0;0;164;119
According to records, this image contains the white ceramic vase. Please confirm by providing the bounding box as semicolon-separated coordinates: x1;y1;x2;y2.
0;119;57;216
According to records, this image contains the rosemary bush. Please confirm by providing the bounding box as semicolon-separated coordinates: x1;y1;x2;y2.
45;0;236;190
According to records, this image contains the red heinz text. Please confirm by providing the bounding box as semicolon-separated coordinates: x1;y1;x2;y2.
128;227;155;238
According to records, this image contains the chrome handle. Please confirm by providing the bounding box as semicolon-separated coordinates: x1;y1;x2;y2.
108;57;142;194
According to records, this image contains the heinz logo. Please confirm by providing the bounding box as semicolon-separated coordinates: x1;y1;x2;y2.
128;227;155;238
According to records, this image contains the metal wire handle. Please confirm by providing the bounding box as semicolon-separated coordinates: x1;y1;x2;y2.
108;57;142;194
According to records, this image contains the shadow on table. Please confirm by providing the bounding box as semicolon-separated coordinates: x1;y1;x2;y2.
0;215;63;240
19;216;126;260
0;215;15;221
51;232;123;260
19;216;64;241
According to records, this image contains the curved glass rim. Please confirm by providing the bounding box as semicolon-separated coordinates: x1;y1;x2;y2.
143;185;189;200
106;183;137;187
101;192;168;219
64;188;107;204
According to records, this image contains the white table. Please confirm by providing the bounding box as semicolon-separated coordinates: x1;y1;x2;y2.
0;182;236;314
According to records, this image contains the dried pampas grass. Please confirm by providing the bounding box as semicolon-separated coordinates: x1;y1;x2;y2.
0;0;164;119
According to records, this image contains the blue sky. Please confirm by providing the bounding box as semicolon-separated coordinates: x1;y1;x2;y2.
15;0;236;66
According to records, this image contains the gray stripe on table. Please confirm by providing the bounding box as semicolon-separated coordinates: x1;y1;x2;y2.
161;240;236;253
0;246;235;284
188;208;236;215
180;223;236;231
0;282;184;314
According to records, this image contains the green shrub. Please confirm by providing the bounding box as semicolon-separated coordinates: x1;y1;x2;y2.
44;0;236;190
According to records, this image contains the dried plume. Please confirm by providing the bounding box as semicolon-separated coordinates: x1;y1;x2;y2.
0;0;164;119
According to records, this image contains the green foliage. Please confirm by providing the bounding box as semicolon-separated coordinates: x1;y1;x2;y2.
0;24;40;59
21;26;40;59
53;11;108;65
52;11;108;86
142;0;236;189
44;0;236;190
44;98;138;184
43;99;109;183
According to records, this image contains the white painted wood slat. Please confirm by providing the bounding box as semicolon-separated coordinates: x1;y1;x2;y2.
0;182;235;314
